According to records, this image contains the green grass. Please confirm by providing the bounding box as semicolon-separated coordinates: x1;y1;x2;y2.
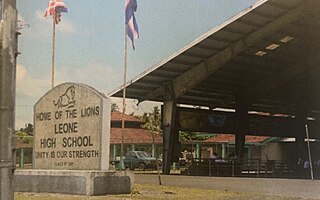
15;184;314;200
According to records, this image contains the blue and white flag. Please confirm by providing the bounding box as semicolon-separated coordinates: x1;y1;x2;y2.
125;0;139;50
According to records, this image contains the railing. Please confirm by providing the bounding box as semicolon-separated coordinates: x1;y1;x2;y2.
185;158;294;178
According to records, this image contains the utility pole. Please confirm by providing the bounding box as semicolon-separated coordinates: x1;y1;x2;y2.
0;0;17;199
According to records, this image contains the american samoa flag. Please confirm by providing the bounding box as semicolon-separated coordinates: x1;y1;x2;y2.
125;0;139;50
44;0;68;25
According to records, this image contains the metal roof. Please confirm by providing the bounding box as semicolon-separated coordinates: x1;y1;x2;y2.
110;0;320;118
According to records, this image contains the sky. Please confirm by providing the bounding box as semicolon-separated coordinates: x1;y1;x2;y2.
16;0;259;129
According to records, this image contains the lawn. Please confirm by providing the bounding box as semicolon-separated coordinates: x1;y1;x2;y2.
14;184;316;200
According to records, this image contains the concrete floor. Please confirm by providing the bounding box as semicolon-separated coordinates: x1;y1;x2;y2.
135;174;320;199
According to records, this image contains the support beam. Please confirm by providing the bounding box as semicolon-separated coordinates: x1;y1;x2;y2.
294;72;311;177
162;99;177;175
139;3;306;102
235;135;245;159
235;94;249;159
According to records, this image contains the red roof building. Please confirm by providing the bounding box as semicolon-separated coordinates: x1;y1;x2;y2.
203;134;270;144
111;128;162;144
110;111;163;160
111;111;144;122
110;111;162;145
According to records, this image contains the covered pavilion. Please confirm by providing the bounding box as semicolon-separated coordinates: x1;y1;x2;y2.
110;0;320;174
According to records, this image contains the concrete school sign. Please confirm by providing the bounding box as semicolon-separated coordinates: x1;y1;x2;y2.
15;83;133;195
33;82;111;170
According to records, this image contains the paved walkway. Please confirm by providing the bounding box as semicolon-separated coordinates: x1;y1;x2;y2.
135;174;320;199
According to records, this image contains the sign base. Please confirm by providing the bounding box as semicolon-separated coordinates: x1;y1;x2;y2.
14;169;134;195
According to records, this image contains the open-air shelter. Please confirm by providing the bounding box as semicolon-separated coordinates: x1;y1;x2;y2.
110;0;320;174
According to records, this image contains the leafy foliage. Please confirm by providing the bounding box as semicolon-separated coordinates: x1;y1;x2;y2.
179;131;197;141
111;103;119;112
140;106;162;135
19;123;33;135
179;131;209;141
16;131;33;144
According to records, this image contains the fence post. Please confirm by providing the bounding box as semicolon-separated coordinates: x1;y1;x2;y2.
232;160;234;177
209;159;211;176
257;158;260;178
265;162;268;178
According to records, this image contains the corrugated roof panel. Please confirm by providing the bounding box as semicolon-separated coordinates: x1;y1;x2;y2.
184;47;216;59
131;82;159;91
149;69;180;79
139;75;170;83
268;0;302;10
224;21;259;35
174;54;205;66
110;0;320;117
238;12;273;27
197;38;230;51
162;62;192;73
253;3;288;19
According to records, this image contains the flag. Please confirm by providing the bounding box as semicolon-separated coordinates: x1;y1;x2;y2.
125;0;139;50
44;0;68;25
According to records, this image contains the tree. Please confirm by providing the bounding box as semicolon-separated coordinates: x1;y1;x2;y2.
19;123;33;135
179;131;209;141
111;103;119;112
140;106;162;134
16;131;33;144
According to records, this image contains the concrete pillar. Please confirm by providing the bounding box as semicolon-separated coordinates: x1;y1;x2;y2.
196;143;201;159
131;144;135;151
293;72;311;177
113;144;117;160
221;143;226;159
19;148;24;168
0;1;17;199
235;94;249;159
162;100;177;174
151;144;155;157
235;134;245;159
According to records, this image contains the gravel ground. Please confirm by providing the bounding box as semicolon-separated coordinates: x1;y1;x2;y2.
135;174;320;199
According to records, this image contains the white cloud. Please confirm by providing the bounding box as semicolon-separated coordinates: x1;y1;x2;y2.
16;63;27;82
16;64;51;98
15;63;158;128
22;10;76;39
16;61;121;103
55;61;122;94
36;10;75;34
16;64;51;129
18;13;24;21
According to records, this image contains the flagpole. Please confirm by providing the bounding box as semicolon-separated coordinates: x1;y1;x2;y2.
120;4;128;171
51;12;56;89
305;124;314;180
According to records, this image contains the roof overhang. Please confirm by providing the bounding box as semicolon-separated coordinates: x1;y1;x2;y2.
110;0;320;118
